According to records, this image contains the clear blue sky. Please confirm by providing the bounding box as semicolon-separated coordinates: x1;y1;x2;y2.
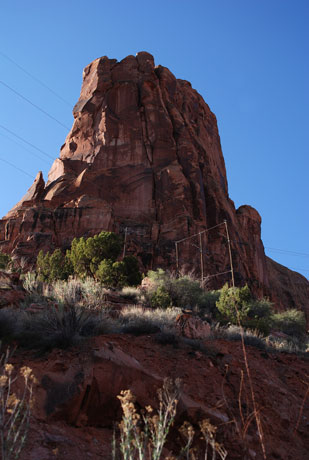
0;0;308;278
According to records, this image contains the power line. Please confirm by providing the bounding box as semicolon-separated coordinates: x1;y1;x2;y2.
0;50;73;107
265;247;309;257
0;157;34;179
289;267;309;273
0;80;70;130
0;131;50;165
0;124;54;160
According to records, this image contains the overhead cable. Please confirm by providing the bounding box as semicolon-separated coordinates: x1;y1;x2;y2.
0;157;33;178
265;247;309;257
0;80;70;130
0;50;72;107
289;267;309;273
0;124;54;160
0;131;50;164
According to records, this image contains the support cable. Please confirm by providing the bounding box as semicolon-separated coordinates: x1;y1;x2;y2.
0;80;70;130
0;124;54;160
0;157;33;178
0;50;73;107
0;131;50;164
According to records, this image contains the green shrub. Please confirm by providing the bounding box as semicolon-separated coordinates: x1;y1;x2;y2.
145;270;219;314
0;251;11;271
271;309;306;339
36;250;49;280
67;231;122;278
242;298;273;335
147;268;168;286
150;286;172;309
122;255;142;286
216;284;272;334
36;232;137;286
96;259;127;288
198;290;220;315
96;256;141;289
168;276;202;309
216;284;251;323
36;249;73;282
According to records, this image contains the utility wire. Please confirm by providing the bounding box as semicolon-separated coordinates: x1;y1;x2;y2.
0;131;50;165
265;247;309;257
0;157;33;179
0;124;54;160
0;50;73;107
0;80;70;130
289;267;309;273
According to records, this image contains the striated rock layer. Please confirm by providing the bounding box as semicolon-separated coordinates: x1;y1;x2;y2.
0;52;308;318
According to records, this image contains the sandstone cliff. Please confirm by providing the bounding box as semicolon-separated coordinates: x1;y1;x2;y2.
0;52;308;319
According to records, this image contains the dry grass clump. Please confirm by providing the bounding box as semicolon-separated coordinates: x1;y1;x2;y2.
119;287;144;303
14;304;110;352
213;324;267;350
119;306;180;336
113;378;227;459
45;278;109;309
266;335;309;354
0;348;36;459
22;274;109;310
212;323;309;354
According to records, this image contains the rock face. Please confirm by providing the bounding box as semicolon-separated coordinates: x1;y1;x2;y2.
0;52;308;318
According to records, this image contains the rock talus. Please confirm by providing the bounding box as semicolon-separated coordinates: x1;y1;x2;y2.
0;52;308;319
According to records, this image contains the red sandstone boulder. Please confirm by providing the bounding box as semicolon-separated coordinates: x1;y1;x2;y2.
176;313;212;339
0;270;25;307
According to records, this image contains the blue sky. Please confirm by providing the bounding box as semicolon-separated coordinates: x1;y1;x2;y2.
0;0;308;278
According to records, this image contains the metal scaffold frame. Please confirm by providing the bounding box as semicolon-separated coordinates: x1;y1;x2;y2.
174;220;235;287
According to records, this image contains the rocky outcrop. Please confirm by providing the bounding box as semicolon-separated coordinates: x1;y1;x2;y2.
13;334;309;459
0;52;308;317
176;313;212;339
0;271;25;307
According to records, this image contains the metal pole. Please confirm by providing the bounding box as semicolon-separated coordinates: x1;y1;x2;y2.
224;220;235;287
122;227;128;259
199;231;204;283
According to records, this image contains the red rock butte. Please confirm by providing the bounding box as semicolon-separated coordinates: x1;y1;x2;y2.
0;52;308;319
